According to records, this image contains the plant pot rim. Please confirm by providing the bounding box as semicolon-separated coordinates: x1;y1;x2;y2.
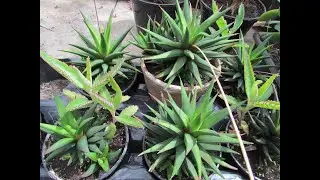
142;133;222;180
41;124;130;180
225;120;262;180
133;0;184;6
252;32;280;90
200;0;266;21
140;59;221;93
74;63;139;98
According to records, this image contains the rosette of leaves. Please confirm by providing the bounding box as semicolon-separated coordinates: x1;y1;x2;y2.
40;50;143;129
221;33;280;119
139;80;252;179
246;108;280;165
220;35;272;95
131;0;245;87
40;98;120;178
63;10;138;80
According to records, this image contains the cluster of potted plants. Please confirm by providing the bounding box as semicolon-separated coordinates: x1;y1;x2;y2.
40;0;280;179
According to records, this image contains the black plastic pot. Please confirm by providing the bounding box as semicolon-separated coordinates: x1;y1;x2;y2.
225;120;261;180
132;0;184;31
253;33;280;90
200;0;266;36
261;0;279;10
41;125;130;180
40;57;70;85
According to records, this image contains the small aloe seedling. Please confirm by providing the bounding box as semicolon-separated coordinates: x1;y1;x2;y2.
139;80;252;179
40;50;143;129
247;108;280;165
40;99;121;178
63;10;138;80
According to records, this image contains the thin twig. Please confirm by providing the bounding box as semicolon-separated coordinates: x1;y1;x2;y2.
193;45;255;180
93;0;100;32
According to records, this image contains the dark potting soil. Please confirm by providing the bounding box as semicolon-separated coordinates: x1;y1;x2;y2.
204;0;264;18
45;113;126;179
146;62;211;87
227;121;280;180
40;79;69;99
269;43;280;70
231;145;280;180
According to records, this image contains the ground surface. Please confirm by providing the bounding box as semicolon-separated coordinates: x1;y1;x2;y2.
40;0;141;59
40;0;255;59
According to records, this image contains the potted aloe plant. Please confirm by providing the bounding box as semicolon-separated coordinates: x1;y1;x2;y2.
221;33;280;180
139;80;252;179
40;50;144;179
41;100;129;179
63;11;139;95
131;0;241;105
201;0;266;35
132;0;184;30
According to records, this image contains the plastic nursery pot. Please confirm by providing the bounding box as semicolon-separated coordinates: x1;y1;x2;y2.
132;0;184;31
253;33;280;90
40;57;77;100
40;57;68;85
200;0;266;36
41;125;129;180
142;135;222;180
261;0;279;10
225;120;262;180
141;59;222;106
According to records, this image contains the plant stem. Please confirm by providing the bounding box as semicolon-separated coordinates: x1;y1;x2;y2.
111;111;116;123
193;45;255;180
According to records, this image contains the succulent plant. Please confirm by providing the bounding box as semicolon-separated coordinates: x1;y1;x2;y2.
63;11;139;80
221;33;279;114
131;0;243;87
139;80;252;179
40;50;143;128
246;108;280;165
40;98;121;178
220;35;272;95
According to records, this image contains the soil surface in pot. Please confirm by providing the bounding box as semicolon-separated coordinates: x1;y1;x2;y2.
269;43;280;70
45;114;126;180
231;144;280;180
203;0;264;18
146;62;211;87
40;79;69;99
227;124;280;180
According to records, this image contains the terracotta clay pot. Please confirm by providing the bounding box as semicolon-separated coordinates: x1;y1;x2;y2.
141;59;221;106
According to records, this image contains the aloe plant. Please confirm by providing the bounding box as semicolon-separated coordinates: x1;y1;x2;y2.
220;35;272;95
63;11;138;80
131;0;245;87
40;99;121;178
40;50;143;129
222;32;280;115
247;108;280;164
139;80;252;179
